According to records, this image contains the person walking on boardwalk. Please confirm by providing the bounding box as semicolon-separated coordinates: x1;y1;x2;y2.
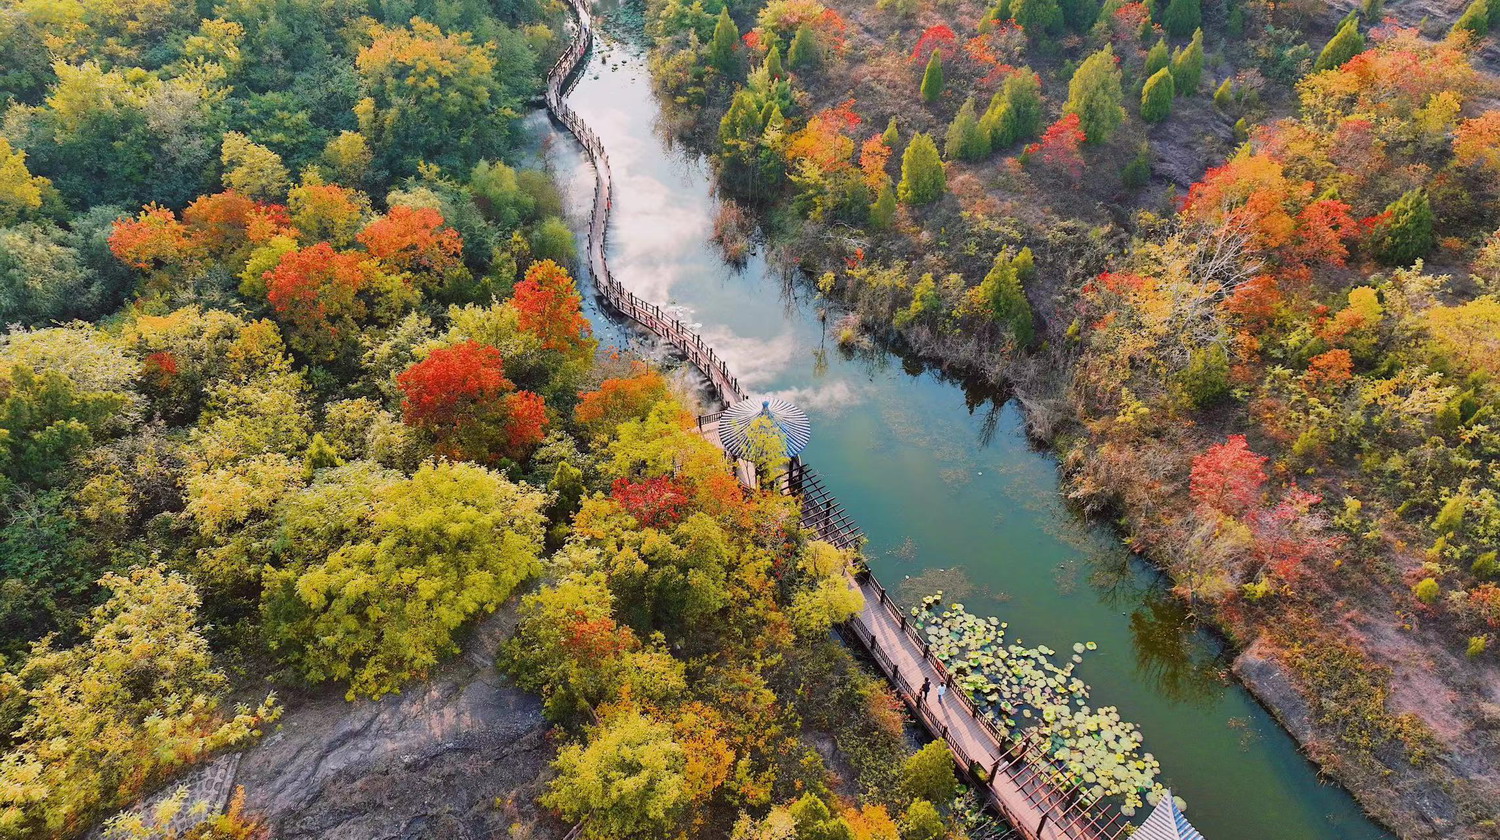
919;677;931;702
935;681;947;706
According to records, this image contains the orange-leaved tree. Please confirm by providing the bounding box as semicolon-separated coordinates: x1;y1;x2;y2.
397;340;548;462
513;259;593;356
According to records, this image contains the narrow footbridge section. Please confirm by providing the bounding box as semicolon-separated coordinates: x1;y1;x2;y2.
545;5;1132;838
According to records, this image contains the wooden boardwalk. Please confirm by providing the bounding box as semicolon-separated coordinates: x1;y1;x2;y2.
544;5;1133;839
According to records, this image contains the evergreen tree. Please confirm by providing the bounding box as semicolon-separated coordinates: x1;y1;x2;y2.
882;117;900;149
897;133;946;205
1060;0;1100;31
1145;38;1170;78
1213;78;1234;111
1375;189;1435;266
1170;29;1204;95
709;8;739;73
788;23;818;69
764;43;784;78
1227;2;1245;37
945;98;991;160
1140;67;1175;122
1453;0;1489;39
869;181;897;228
991;0;1014;21
1065;46;1125;144
1013;0;1065;36
921;50;945;103
981;249;1035;345
985;70;1043;148
1162;0;1200;38
1315;20;1365;71
1122;142;1151;188
1004;71;1045;140
1491;0;1500;30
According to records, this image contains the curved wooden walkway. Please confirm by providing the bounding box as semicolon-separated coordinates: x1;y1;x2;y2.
544;7;1132;839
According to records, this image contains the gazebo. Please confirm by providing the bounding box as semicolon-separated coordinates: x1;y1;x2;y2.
1134;790;1205;840
717;397;810;481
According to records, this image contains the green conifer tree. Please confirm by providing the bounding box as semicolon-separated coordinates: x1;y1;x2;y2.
1453;0;1490;39
945;98;991;161
1145;38;1170;78
1315;20;1365;71
1065;46;1125;143
765;43;784;78
1375;189;1435;266
1162;0;1200;38
882;117;900;149
897;133;946;205
1213;78;1234;111
1140;67;1175;122
1013;0;1065;36
788;23;818;69
709;8;740;73
1060;0;1100;31
921;50;945;103
981;249;1035;345
1170;29;1204;95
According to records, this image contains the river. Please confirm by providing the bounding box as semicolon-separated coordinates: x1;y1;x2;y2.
529;22;1393;840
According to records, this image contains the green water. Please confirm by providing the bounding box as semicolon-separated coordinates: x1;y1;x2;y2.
533;31;1394;840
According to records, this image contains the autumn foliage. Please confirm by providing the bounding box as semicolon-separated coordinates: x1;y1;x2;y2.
263;243;377;358
611;476;693;528
357;205;463;279
397;340;548;462
575;364;670;438
1189;435;1267;517
513;259;591;353
1026;114;1085;180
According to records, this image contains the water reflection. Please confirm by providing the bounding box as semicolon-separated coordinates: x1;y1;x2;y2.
1129;597;1230;708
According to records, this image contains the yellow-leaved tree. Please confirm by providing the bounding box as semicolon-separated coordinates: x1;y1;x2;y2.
0;567;278;838
262;460;547;699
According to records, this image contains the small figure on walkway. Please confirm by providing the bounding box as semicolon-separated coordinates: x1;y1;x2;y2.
919;677;931;701
935;681;947;705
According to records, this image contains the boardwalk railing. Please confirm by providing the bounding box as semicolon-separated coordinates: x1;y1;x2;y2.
545;3;745;404
543;6;1130;839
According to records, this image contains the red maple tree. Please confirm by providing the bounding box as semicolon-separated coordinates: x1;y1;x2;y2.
1026;114;1085;180
1189;434;1268;517
512;259;591;353
396;340;548;462
263;243;374;357
611;476;693;528
357;205;463;280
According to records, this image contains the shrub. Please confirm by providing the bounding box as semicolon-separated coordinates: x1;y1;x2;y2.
1213;78;1234;111
944;98;990;161
1473;551;1499;579
902;740;959;803
1414;577;1440;604
1316;21;1365;72
1467;636;1488;658
1122;142;1151;189
1374;189;1435;266
1176;344;1230;406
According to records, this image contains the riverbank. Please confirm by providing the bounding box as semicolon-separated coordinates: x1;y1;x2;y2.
616;0;1500;836
547;16;1401;838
